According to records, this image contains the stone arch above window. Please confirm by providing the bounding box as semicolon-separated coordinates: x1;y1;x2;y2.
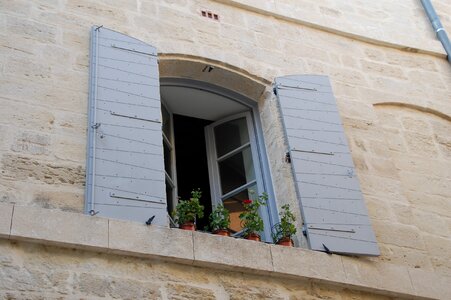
158;54;269;102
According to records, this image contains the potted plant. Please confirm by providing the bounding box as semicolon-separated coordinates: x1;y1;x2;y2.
208;204;231;236
271;204;297;246
239;192;267;241
172;189;204;231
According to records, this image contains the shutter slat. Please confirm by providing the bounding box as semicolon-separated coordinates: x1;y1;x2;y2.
275;75;379;256
303;199;368;216
86;27;168;225
297;182;362;199
284;116;344;133
309;230;378;255
278;90;337;106
97;77;159;97
303;207;372;225
291;156;355;176
98;30;157;55
98;46;157;65
97;63;158;82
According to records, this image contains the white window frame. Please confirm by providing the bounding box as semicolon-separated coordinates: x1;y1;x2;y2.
205;112;271;239
161;100;178;215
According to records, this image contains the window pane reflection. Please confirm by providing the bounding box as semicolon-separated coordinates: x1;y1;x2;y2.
218;146;255;195
214;118;249;157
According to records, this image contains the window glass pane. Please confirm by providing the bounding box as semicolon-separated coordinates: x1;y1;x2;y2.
214;117;249;157
218;146;255;195
222;184;258;233
162;105;171;138
163;140;172;178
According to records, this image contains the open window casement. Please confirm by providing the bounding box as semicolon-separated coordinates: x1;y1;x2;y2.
274;75;380;256
205;112;271;240
85;27;168;226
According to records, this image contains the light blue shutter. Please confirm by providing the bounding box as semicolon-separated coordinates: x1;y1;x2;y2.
274;75;379;256
85;27;167;226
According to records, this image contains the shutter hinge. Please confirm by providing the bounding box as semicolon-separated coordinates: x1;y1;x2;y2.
91;123;101;129
285;152;291;163
273;86;278;95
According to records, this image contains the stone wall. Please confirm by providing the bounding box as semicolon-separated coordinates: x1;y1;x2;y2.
0;240;397;300
0;0;450;298
213;0;451;56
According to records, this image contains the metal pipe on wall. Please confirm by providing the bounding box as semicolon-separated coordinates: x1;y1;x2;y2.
421;0;451;64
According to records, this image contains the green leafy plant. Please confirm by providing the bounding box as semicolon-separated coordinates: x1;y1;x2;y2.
239;192;267;237
271;204;297;243
208;204;231;232
172;189;204;226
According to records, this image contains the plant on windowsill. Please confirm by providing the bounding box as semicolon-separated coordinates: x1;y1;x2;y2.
239;192;267;241
172;189;204;231
271;204;297;247
208;204;231;236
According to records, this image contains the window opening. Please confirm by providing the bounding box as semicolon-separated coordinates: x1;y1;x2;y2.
173;114;213;230
160;83;272;240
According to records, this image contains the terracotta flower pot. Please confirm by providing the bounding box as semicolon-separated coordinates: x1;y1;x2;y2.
277;237;293;247
213;229;230;236
180;222;196;231
246;233;261;241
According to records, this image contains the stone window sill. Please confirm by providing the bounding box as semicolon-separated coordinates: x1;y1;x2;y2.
0;203;448;299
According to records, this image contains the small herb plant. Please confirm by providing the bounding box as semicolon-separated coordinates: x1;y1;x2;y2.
173;189;204;226
271;204;297;244
208;204;231;232
239;192;267;237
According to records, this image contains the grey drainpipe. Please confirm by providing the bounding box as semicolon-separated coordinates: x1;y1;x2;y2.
421;0;451;64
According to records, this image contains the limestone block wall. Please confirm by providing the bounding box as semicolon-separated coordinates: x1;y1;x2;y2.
0;0;450;298
215;0;451;56
0;240;398;300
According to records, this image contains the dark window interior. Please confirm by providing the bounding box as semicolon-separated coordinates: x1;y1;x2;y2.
173;114;213;230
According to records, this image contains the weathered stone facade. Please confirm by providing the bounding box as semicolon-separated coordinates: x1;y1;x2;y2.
0;0;450;299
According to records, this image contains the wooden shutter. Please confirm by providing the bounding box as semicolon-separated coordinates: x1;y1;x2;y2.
85;27;167;226
274;75;379;256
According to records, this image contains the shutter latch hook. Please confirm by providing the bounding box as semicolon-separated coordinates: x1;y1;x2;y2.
285;152;291;163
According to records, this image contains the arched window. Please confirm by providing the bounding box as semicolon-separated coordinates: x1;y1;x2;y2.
160;80;272;238
86;26;380;254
